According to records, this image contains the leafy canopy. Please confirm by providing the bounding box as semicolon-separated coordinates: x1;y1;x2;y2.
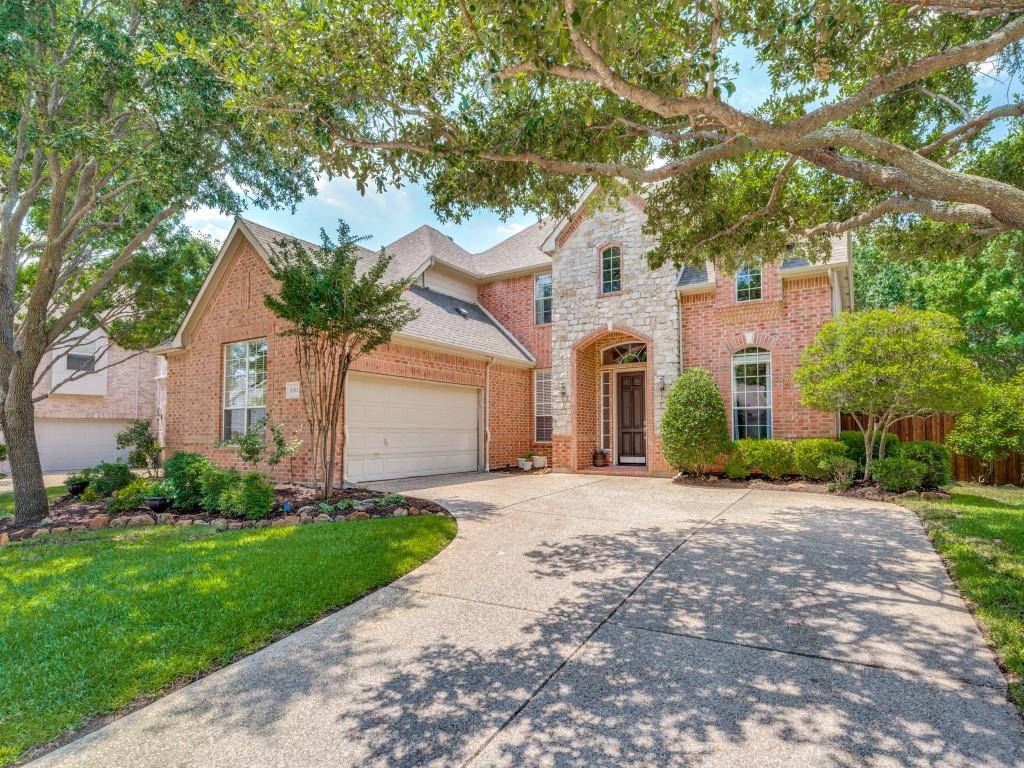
180;0;1024;271
946;376;1024;481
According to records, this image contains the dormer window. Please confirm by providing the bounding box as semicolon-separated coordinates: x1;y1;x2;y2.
736;266;762;302
600;246;621;294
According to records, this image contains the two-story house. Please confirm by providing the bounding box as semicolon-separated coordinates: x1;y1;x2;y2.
157;188;851;484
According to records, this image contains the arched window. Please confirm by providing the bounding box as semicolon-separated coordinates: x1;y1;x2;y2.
601;342;647;365
600;246;621;294
732;346;772;439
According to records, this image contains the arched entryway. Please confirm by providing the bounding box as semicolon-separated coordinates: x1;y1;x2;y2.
566;326;655;471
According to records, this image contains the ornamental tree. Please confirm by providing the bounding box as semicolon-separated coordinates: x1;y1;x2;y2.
0;0;313;522
263;222;419;497
795;308;982;481
661;368;731;475
189;0;1024;270
946;376;1024;482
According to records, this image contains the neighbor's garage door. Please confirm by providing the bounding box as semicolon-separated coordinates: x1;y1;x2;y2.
345;374;480;483
35;418;131;471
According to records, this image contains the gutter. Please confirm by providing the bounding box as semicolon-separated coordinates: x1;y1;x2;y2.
484;356;494;471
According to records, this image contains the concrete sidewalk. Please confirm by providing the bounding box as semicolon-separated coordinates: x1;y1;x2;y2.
30;473;1024;767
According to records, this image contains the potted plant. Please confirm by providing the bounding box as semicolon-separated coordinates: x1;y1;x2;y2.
144;481;173;514
532;452;547;469
592;448;607;467
65;468;94;496
517;454;533;471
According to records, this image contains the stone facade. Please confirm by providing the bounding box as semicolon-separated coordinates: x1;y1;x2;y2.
549;201;681;473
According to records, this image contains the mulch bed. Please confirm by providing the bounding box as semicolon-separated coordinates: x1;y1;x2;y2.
672;473;952;503
0;485;450;543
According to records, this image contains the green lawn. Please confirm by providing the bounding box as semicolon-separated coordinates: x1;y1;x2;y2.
0;485;67;519
905;483;1024;713
0;517;456;766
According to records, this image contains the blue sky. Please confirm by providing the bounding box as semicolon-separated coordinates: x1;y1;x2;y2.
185;48;1017;253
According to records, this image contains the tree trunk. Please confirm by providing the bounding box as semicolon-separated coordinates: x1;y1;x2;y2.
862;419;878;483
2;365;48;524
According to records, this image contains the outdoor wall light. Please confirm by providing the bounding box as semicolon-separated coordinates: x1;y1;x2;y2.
559;382;568;398
656;375;665;391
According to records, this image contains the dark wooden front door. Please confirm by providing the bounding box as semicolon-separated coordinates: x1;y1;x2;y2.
617;372;646;464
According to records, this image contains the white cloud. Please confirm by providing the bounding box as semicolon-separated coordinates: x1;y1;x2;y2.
183;206;233;245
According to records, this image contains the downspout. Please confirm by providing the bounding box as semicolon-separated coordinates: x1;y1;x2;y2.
484;357;494;471
135;352;142;418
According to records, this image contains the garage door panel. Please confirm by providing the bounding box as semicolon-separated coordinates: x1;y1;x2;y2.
346;375;480;483
30;419;131;472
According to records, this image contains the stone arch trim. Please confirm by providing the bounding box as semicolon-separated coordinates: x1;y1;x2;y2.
723;331;778;355
572;323;653;353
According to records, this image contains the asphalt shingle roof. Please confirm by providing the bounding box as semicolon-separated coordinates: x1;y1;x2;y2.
472;220;555;276
677;265;710;286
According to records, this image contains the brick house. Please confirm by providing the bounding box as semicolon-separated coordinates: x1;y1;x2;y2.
0;332;159;472
157;189;851;484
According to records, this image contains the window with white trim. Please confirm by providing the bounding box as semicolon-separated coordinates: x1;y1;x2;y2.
534;273;552;324
66;339;97;372
534;369;553;443
601;371;612;451
223;338;268;440
600;246;621;294
735;266;762;302
732;346;772;439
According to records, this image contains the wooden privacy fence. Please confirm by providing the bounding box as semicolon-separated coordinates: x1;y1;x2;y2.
839;413;1023;485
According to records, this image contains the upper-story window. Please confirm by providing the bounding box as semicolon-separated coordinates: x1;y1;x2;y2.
534;273;552;325
735;266;762;302
66;340;97;372
600;246;621;294
223;338;267;439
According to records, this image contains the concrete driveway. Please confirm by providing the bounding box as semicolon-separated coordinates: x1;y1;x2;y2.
32;473;1024;767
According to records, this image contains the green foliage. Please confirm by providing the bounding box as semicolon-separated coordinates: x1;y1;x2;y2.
109;478;160;514
162;453;216;511
871;457;928;492
262;222;418;496
115;420;162;475
947;377;1024;482
855;231;1024;381
199;466;242;513
792;439;848;480
219;473;276;520
0;516;456;766
724;448;750;480
0;444;6;462
797;309;980;480
87;462;135;499
899;441;952;488
334;499;357;512
731;439;794;480
218;418;301;469
823;456;859;492
65;468;97;488
80;486;100;503
660;369;730;474
379;493;405;506
839;430;901;470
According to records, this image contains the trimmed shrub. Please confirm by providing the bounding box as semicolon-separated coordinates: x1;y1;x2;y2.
733;438;794;479
871;456;927;492
793;438;848;480
199;465;241;513
822;456;859;492
898;440;951;488
88;461;134;498
839;430;901;469
219;472;275;520
724;446;750;480
162;452;216;511
661;368;730;474
109;478;159;513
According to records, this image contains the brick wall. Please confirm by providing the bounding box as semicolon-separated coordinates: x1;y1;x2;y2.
681;272;837;440
477;274;552;368
163;237;535;483
33;345;159;422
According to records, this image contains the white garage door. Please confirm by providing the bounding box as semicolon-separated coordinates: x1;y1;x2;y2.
36;419;131;471
345;374;480;483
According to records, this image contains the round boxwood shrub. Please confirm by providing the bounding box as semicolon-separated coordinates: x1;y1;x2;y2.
661;368;730;475
898;440;951;488
838;430;901;469
793;438;848;480
219;472;275;520
200;465;241;513
871;456;927;492
732;438;794;480
88;460;135;498
724;446;750;480
162;452;216;511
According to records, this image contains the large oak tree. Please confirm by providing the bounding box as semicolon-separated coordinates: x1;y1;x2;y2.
0;0;313;522
192;0;1024;270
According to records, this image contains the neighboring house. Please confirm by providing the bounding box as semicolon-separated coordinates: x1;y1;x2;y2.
0;330;159;472
157;188;851;484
